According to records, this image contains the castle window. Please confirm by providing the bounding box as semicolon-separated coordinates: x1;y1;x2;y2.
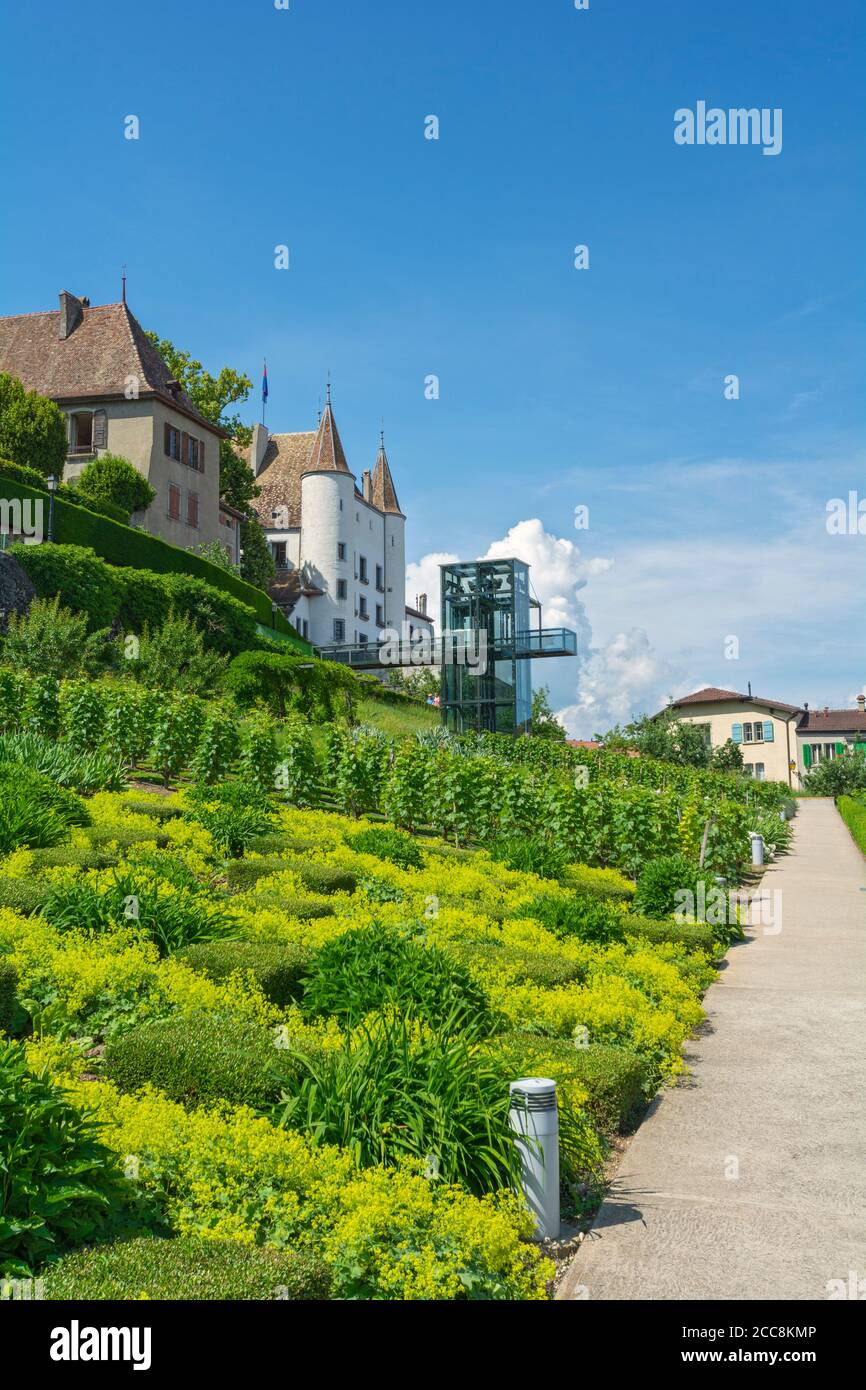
337;542;347;561
272;541;287;567
70;411;94;454
359;556;368;583
375;564;384;591
376;604;385;627
358;596;368;620
334;619;345;642
337;579;347;600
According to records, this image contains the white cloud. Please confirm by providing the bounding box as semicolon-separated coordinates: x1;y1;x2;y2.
404;551;459;627
556;628;684;739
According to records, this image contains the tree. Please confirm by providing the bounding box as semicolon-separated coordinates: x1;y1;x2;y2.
144;332;257;511
75;454;155;517
239;519;276;590
189;540;239;575
711;738;744;772
531;685;567;740
0;373;67;477
599;709;711;767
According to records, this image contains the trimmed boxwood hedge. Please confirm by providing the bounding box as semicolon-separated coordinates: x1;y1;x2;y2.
450;940;585;989
0;959;17;1034
560;864;636;903
103;1012;319;1109
245;891;336;921
177;940;314;1006
0;877;51;916
41;1236;331;1301
624;915;717;953
2;476;311;650
222;857;357;896
491;1033;648;1136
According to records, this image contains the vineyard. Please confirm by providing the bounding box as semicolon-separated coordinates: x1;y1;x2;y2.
0;653;797;1301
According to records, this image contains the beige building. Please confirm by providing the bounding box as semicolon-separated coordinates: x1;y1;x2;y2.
668;687;802;785
668;686;866;786
0;290;228;551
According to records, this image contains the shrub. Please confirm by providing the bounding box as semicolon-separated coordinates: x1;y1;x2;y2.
838;793;866;857
0;373;67;477
489;834;567;881
103;1013;314;1109
40;869;236;956
185;799;275;859
491;1033;647;1136
0;960;16;1034
518;891;626;945
276;1015;522;1195
223;650;357;722
0;878;50;917
560;864;636;903
634;854;712;920
244;891;336;921
1;597;108;679
129;611;229;695
222;857;357;896
177;940;314;1006
807;753;866;797
41;1235;331;1301
75;453;156;517
0;1039;126;1277
347;826;423;871
0;732;125;793
300;924;493;1032
0;763;88;856
9;543;122;631
449;940;584;989
0;456;46;489
625;915;716;953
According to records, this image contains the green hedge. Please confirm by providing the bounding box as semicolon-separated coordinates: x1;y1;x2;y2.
491;1034;647;1135
41;1235;331;1301
624;915;717;953
176;940;314;1006
0;476;311;651
838;795;866;858
450;940;585;989
0;960;17;1034
0;878;50;917
222;857;357;896
103;1012;318;1109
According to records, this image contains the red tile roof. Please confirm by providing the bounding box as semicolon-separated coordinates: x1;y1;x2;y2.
671;687;803;715
0;297;223;435
799;708;866;734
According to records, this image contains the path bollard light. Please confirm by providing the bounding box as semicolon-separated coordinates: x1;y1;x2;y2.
508;1078;560;1240
750;833;765;866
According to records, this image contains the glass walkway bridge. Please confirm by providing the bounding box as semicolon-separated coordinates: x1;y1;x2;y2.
315;558;577;736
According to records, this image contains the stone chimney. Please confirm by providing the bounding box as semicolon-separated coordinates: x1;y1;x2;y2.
362;469;373;503
417;593;427;615
250;422;270;477
857;694;865;711
58;290;85;340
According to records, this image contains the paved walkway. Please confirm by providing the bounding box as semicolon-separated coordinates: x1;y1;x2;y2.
559;799;866;1301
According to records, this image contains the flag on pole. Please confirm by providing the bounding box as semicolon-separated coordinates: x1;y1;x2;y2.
262;361;269;405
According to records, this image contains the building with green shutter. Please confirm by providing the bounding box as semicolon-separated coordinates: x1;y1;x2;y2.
666;687;866;787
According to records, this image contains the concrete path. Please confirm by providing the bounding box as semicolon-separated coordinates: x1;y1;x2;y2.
559;799;866;1301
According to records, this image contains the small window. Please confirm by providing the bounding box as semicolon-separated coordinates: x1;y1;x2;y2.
358;632;368;648
272;541;287;567
187;491;199;528
375;564;384;591
337;542;347;561
168;483;181;520
336;578;347;600
391;535;395;547
301;620;309;639
356;511;360;522
339;499;343;511
359;556;368;583
743;722;753;743
754;763;765;782
333;619;345;642
71;411;94;454
376;603;385;627
754;722;764;742
358;596;368;620
164;424;181;461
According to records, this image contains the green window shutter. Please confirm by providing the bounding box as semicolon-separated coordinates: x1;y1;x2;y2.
803;744;811;768
732;723;743;744
835;742;846;756
763;721;774;742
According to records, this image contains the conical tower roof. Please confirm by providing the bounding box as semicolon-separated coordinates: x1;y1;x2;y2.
372;433;403;515
306;392;351;475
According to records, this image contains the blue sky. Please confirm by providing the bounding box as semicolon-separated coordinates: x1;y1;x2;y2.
2;0;864;732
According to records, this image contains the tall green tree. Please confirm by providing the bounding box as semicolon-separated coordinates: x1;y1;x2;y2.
531;685;567;740
0;373;67;477
144;333;258;512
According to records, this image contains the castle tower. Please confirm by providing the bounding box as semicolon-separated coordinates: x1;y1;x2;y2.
372;432;406;630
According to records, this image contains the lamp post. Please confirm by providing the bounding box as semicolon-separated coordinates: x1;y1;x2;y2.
271;600;278;631
46;474;58;543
